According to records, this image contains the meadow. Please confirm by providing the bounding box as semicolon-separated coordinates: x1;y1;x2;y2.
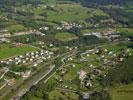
117;28;133;37
109;84;133;100
49;89;79;100
55;32;78;42
0;43;38;60
45;3;108;22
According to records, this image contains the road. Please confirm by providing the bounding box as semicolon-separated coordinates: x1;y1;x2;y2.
1;41;127;100
11;65;55;100
10;50;78;100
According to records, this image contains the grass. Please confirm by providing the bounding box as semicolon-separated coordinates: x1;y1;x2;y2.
0;43;38;60
6;24;25;33
117;28;133;36
109;84;133;100
81;28;111;35
45;3;108;22
103;43;128;53
49;89;79;100
55;32;78;42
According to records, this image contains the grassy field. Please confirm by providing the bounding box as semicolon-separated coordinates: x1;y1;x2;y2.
117;28;133;36
45;3;108;22
55;32;78;41
81;28;111;35
109;84;133;100
0;43;38;60
49;89;79;100
6;24;26;33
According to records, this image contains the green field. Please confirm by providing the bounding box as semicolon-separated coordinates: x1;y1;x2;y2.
55;32;78;41
81;28;111;35
45;3;108;22
117;28;133;36
49;89;78;100
6;24;26;33
109;84;133;100
0;43;38;60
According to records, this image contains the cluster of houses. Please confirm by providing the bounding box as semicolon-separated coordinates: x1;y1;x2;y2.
78;48;132;88
58;47;132;90
78;70;93;88
39;21;82;32
83;29;121;41
14;30;45;37
0;49;54;66
47;21;82;31
0;16;8;21
60;21;82;30
44;4;55;9
0;49;55;89
0;29;11;42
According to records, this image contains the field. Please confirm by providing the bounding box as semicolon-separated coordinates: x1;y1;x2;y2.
45;3;108;22
117;28;133;36
6;24;26;33
55;32;78;41
81;28;111;35
109;84;133;100
0;43;38;59
49;89;79;100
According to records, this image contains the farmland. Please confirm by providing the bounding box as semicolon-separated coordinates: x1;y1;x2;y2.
109;84;133;100
0;43;38;60
55;32;78;41
0;0;132;100
46;3;108;22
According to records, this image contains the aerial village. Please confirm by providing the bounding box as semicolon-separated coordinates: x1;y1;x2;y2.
0;17;132;96
0;0;132;99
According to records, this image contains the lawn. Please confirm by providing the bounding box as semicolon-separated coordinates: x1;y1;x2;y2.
109;84;133;100
55;32;78;42
0;43;38;60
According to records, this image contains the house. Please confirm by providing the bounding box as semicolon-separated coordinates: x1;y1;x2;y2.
21;70;31;78
68;57;73;61
34;63;38;67
79;70;87;81
7;78;16;86
80;93;90;100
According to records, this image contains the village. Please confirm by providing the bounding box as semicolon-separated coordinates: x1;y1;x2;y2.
0;41;55;91
0;20;131;99
48;44;133;99
0;0;132;99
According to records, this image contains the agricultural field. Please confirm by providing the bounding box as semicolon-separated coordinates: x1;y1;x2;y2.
0;0;132;100
6;24;26;33
109;84;133;100
49;89;79;100
0;43;38;60
117;28;133;36
55;32;78;42
45;3;108;22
